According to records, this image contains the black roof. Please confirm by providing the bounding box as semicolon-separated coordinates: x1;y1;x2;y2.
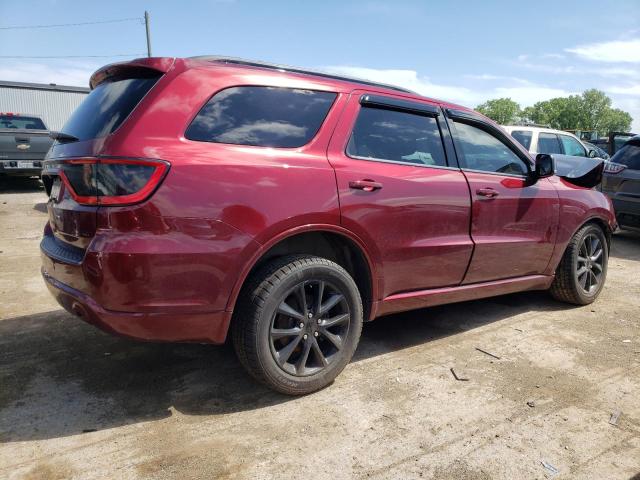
0;80;89;94
191;56;415;94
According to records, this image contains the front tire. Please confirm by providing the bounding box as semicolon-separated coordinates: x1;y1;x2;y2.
232;255;363;395
550;223;608;305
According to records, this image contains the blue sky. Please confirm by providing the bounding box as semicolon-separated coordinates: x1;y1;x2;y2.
1;0;639;130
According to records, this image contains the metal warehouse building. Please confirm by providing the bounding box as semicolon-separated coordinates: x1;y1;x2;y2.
0;80;89;131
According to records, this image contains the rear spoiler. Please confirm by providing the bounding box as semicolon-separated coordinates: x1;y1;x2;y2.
89;57;175;89
552;154;604;188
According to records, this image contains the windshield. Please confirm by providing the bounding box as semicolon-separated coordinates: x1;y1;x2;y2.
0;115;46;130
61;74;160;141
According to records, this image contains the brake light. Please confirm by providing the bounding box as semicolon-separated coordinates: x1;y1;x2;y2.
58;158;169;206
603;162;627;174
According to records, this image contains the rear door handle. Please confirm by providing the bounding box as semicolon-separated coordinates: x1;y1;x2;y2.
476;187;499;199
349;179;383;192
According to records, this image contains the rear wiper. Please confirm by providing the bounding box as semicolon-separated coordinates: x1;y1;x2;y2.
49;131;79;143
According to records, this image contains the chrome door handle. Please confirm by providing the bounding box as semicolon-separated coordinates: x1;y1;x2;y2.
349;180;383;192
476;188;499;199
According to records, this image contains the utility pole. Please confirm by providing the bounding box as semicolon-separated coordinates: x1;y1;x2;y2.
144;11;152;57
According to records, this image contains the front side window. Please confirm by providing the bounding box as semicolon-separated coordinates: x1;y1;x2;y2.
346;107;447;167
560;135;586;157
453;121;528;175
186;86;337;148
537;133;563;155
510;130;533;150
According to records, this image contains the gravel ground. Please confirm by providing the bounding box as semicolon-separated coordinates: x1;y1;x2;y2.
0;178;639;480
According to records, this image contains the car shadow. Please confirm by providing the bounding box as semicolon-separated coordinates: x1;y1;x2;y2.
1;231;637;443
32;202;47;213
0;290;570;443
612;229;640;261
0;177;43;193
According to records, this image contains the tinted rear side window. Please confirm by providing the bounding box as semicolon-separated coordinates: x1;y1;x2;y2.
537;133;563;154
61;75;160;141
186;86;337;148
611;143;640;170
346;106;447;167
510;130;532;150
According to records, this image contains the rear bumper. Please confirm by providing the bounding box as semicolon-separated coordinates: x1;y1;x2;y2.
610;197;640;229
41;267;231;344
0;160;43;176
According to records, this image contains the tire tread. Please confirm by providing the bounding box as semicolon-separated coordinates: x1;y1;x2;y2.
550;223;607;305
232;255;362;395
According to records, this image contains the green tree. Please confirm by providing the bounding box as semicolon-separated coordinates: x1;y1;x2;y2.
579;89;612;133
475;98;521;124
600;108;633;133
516;89;633;136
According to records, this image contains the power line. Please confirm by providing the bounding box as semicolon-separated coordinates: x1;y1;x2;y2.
0;54;147;59
0;17;143;30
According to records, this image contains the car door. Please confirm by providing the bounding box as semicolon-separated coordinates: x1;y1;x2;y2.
445;110;559;284
327;92;473;298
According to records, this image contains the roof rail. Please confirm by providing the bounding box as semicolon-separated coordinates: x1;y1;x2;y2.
511;121;551;128
190;55;416;94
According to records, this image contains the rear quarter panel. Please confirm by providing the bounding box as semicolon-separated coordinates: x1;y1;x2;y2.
79;64;349;314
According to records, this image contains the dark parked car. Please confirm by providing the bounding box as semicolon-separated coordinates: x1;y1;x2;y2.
584;142;610;160
41;57;616;394
0;113;52;177
602;135;640;230
592;132;637;157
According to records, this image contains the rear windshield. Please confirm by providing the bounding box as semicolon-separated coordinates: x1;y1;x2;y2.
611;142;640;170
185;86;337;148
0;115;46;130
510;130;532;149
61;74;160;141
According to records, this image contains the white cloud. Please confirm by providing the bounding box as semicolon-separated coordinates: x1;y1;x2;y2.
322;66;477;104
464;74;530;84
0;61;96;87
565;39;640;63
607;84;640;95
321;65;570;108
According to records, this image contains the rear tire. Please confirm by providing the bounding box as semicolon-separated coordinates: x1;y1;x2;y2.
232;255;363;395
550;223;608;305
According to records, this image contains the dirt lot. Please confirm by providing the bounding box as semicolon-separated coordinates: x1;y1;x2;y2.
0;178;639;480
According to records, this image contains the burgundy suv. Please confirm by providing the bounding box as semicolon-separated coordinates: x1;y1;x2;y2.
41;57;616;394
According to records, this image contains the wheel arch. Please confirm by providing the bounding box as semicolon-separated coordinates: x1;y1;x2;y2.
226;225;380;322
580;215;613;251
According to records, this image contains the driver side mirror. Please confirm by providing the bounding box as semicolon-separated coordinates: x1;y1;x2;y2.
588;149;597;158
533;154;555;181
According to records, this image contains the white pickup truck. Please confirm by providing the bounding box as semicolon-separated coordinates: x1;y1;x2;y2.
0;113;53;177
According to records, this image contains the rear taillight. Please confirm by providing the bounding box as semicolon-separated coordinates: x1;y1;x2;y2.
603;161;627;174
59;158;169;206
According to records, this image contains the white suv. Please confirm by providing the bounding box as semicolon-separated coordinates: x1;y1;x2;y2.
503;125;598;158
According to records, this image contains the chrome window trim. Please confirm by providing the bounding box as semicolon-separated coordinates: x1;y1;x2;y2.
460;167;529;179
346;153;460;171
